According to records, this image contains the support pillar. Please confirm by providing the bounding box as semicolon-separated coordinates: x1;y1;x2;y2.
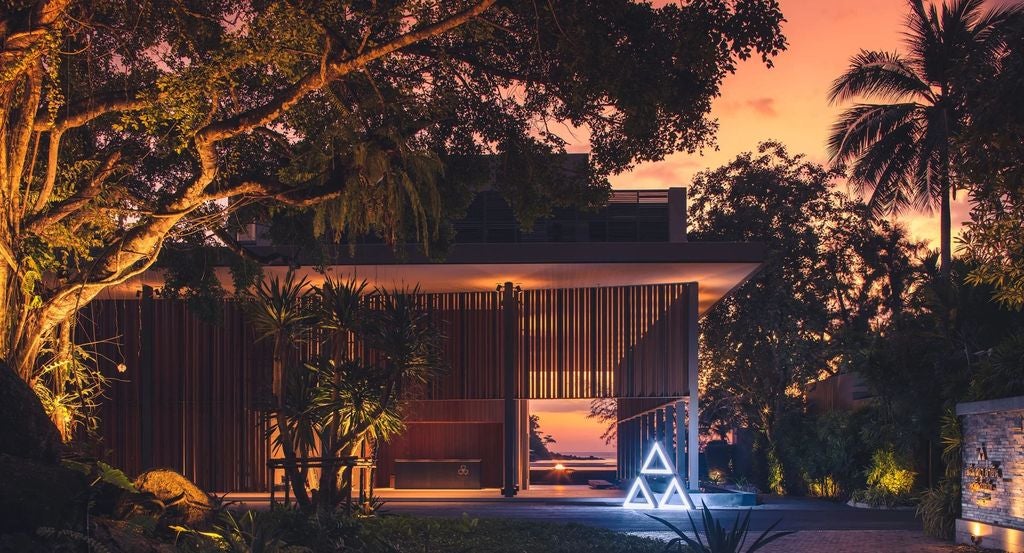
675;400;685;481
641;413;650;458
655;408;666;449
686;283;700;490
501;282;518;497
665;404;676;466
139;285;155;471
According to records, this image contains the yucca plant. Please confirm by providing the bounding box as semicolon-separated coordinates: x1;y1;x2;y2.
243;274;445;511
311;286;444;508
244;271;315;508
647;502;794;553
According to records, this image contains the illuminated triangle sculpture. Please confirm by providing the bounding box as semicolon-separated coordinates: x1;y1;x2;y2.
622;475;657;509
622;441;695;510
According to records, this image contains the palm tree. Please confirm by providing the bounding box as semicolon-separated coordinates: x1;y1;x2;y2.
827;0;1022;280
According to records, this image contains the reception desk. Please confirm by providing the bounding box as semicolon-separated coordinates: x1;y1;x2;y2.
393;459;482;489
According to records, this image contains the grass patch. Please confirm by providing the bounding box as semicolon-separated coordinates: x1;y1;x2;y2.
363;515;666;553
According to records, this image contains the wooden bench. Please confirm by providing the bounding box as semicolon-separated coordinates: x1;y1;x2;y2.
587;479;615;489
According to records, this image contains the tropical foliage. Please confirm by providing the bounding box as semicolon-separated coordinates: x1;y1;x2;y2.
827;0;1024;279
243;272;443;511
689;142;919;493
0;0;786;389
958;14;1024;309
918;410;963;539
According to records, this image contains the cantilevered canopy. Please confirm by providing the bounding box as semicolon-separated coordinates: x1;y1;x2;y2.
106;241;763;315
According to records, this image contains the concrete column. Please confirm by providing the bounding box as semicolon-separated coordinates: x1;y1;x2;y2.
140;285;155;471
668;187;687;242
641;413;651;458
665;404;676;468
501;282;518;497
675;400;686;479
687;283;700;490
655;408;666;450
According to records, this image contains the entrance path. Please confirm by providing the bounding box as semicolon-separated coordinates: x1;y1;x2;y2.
381;496;954;552
628;530;950;553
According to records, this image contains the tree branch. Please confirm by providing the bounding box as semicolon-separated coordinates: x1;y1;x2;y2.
7;63;42;205
28;150;121;232
38;96;148;133
210;226;291;265
196;0;496;145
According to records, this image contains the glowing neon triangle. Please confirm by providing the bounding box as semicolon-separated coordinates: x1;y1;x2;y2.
639;442;675;475
657;476;695;510
622;477;657;509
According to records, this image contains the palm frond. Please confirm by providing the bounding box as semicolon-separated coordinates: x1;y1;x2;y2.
848;119;922;215
243;271;313;342
828;50;932;104
826;102;920;164
316;274;368;333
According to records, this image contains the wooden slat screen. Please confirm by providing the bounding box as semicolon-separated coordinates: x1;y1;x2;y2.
80;282;692;491
82;299;273;492
521;284;690;399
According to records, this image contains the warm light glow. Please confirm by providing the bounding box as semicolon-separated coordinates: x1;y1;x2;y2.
554;463;566;471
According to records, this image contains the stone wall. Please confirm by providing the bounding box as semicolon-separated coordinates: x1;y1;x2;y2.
957;396;1024;551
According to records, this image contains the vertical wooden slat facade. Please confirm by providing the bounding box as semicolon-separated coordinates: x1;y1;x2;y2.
84;299;273;492
86;283;694;492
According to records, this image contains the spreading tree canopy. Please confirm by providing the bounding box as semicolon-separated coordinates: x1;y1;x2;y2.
689;142;920;493
0;0;786;380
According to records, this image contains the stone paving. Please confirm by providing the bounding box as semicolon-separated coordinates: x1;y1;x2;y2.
631;530;953;553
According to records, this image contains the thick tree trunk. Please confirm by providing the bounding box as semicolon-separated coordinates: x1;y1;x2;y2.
0;359;62;463
940;176;952;281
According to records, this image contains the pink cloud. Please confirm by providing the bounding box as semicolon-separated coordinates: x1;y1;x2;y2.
746;97;778;117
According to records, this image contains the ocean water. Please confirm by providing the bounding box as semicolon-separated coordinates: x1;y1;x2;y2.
531;452;617;468
560;451;616;460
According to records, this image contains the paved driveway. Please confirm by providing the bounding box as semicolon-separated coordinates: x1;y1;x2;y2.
381;496;953;552
381;496;919;532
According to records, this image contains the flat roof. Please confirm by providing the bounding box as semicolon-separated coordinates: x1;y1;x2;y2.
103;241;764;315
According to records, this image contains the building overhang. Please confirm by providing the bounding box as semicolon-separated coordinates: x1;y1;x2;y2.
103;241;764;315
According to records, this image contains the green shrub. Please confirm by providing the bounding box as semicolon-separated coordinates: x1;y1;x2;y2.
366;515;667;552
865;448;916;496
918;410;963;540
849;448;917;508
773;410;872;498
175;510;668;553
918;478;961;540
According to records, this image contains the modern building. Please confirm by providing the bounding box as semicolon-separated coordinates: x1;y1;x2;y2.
88;179;763;497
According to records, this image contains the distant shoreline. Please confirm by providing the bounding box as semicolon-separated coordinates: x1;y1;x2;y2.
533;451;616;462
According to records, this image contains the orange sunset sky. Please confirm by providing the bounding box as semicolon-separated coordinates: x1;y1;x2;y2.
534;0;1017;455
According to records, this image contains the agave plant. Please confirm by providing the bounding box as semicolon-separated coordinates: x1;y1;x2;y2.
647;502;794;553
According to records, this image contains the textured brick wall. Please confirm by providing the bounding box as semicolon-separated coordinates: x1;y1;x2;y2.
961;405;1024;529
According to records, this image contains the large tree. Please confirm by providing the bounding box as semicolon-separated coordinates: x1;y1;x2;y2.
826;0;1022;280
0;0;786;382
958;14;1024;309
689;142;919;493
